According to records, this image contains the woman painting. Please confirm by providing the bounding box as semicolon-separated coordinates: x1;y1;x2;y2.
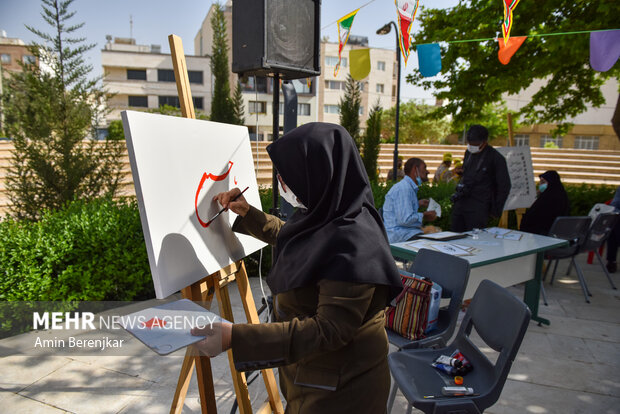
192;122;402;413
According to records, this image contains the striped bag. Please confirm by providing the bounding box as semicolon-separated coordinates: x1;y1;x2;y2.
385;273;432;340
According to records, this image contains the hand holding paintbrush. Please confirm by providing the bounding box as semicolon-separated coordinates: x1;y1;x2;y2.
210;187;250;225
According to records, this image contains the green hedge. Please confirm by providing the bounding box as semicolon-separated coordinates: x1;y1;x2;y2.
0;198;153;302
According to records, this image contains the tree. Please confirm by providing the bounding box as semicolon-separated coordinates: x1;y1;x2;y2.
339;74;362;149
2;0;123;220
409;1;619;136
362;101;382;182
381;101;451;144
210;2;235;124
231;81;245;125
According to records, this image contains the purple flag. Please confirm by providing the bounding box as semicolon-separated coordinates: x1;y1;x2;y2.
590;30;620;72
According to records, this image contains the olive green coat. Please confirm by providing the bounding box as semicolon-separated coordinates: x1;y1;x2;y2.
231;206;391;413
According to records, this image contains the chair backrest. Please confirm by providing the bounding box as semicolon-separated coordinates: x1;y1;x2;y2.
545;216;592;258
452;279;531;411
581;212;620;252
406;248;470;347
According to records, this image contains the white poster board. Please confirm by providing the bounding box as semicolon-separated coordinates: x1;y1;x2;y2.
121;111;266;299
497;146;537;211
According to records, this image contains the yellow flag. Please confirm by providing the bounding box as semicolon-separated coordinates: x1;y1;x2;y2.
349;48;370;80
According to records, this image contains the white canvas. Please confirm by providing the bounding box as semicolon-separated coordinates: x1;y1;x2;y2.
497;146;537;211
121;110;267;298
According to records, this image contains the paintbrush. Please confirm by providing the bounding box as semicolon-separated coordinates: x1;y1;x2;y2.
206;186;249;227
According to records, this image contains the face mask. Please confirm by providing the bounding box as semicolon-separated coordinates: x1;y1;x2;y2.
415;168;423;186
279;180;306;209
539;183;548;192
467;144;481;154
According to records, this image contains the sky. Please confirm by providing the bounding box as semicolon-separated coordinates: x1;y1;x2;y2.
0;0;458;102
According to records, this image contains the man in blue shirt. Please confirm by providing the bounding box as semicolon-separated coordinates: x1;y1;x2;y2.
383;158;437;243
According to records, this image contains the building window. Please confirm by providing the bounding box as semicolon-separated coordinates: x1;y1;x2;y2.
292;79;312;94
514;134;530;146
1;54;11;64
540;135;563;148
325;80;345;90
188;70;203;84
324;104;339;114
359;107;364;115
377;61;386;71
159;95;180;108
128;95;148;107
298;103;311;116
241;76;268;93
193;97;204;110
158;69;176;82
127;69;147;80
325;56;347;67
249;101;267;114
23;55;36;65
574;136;599;150
376;83;385;94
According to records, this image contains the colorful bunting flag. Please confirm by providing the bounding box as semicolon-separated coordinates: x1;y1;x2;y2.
590;30;620;72
501;0;521;46
417;43;442;77
395;0;420;67
307;78;312;90
335;9;359;77
349;48;371;80
497;36;527;65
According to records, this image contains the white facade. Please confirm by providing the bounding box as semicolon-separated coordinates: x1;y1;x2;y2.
101;38;211;123
505;77;619;126
319;40;396;127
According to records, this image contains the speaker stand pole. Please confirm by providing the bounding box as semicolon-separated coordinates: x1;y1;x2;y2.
270;72;281;265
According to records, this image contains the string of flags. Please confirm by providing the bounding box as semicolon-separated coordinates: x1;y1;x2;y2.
310;1;619;87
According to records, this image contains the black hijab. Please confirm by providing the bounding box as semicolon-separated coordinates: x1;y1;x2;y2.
266;123;402;300
520;170;570;235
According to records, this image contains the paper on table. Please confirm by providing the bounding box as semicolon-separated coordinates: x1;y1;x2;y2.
486;227;511;236
427;197;442;218
430;243;474;256
496;232;523;241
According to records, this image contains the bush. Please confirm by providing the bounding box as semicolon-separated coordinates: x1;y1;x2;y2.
0;198;153;302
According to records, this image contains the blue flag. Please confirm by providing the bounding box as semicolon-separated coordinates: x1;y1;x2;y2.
417;43;441;77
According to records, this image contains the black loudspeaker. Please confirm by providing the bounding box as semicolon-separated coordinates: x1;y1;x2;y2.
232;0;321;80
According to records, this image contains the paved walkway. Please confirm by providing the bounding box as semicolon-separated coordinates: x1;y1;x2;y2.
1;253;619;413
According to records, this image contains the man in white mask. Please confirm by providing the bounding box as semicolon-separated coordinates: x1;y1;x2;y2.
450;125;511;232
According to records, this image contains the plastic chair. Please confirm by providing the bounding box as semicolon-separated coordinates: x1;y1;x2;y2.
387;279;531;414
564;212;620;294
386;248;471;350
542;216;592;303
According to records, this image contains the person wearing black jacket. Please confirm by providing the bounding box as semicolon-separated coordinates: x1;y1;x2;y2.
450;125;511;232
520;170;570;236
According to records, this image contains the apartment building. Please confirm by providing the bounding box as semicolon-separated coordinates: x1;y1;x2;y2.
101;36;211;123
194;2;398;141
0;32;37;76
319;36;396;126
505;78;620;151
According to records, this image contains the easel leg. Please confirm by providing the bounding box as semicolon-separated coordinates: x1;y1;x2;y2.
170;347;196;414
215;264;253;414
235;261;284;414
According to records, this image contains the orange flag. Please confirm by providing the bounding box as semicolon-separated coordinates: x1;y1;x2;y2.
498;36;527;65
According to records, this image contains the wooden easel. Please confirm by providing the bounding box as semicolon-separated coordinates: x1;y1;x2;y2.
498;112;526;229
167;34;283;414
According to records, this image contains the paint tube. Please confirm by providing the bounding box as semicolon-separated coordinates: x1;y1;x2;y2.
435;355;463;368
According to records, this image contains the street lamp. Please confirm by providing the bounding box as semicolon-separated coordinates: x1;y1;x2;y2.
377;21;401;182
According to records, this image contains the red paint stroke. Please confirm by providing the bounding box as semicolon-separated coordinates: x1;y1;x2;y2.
195;161;234;228
141;317;167;329
234;176;238;185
